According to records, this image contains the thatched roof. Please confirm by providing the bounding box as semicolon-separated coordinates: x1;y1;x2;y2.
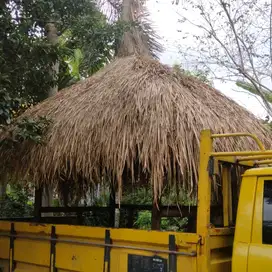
0;55;271;199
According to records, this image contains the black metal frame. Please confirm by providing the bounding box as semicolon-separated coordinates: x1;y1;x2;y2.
50;226;57;272
103;229;111;272
168;235;177;272
9;223;16;272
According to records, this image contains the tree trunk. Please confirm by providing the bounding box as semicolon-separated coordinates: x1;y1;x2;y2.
0;0;7;8
109;184;116;227
151;194;161;230
0;172;7;209
45;22;59;97
34;187;42;221
42;185;54;216
151;202;161;230
41;22;59;215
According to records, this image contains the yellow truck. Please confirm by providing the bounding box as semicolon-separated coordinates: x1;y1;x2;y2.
1;129;272;272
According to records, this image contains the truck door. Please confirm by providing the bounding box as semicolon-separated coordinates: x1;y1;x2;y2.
248;177;272;272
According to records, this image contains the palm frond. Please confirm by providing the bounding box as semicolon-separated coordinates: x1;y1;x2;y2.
116;0;163;59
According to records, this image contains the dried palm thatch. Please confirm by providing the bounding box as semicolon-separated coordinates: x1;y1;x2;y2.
98;0;163;59
116;0;163;59
0;55;271;200
117;0;163;58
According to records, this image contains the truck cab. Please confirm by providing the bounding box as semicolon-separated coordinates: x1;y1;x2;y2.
233;168;272;272
0;129;272;272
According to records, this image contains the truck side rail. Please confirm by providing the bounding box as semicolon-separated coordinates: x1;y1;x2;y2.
211;133;265;150
0;221;199;272
209;131;272;165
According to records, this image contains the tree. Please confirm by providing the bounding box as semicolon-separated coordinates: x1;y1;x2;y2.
0;0;127;207
176;0;272;115
0;184;34;218
236;80;272;128
0;0;162;210
236;80;272;104
0;0;125;126
172;63;213;85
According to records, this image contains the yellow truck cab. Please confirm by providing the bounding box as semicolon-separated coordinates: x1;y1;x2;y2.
1;129;272;272
233;167;272;272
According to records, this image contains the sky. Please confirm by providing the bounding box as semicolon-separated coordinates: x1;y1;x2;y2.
146;0;269;119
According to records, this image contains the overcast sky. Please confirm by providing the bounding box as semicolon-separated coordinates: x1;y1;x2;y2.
146;0;269;119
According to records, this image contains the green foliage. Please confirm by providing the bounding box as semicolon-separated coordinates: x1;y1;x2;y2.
161;186;197;206
64;48;83;81
0;116;52;149
184;69;212;86
0;1;56;124
236;80;272;104
263;116;272;130
162;217;188;232
60;14;129;78
122;186;193;231
75;186;192;230
0;0;127;125
13;116;51;143
122;186;196;206
134;211;188;232
172;64;213;86
236;80;272;129
122;187;152;205
0;3;58;101
82;210;111;227
0;90;21;125
0;184;33;218
134;211;151;230
91;190;110;207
